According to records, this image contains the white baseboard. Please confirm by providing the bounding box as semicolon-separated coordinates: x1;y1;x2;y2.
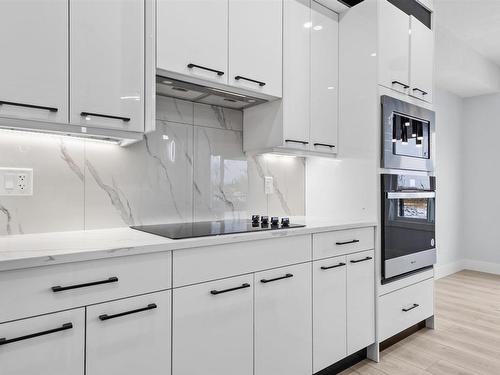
434;261;464;279
462;259;500;275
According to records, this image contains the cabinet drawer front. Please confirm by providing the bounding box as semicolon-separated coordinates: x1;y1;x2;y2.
173;235;311;287
0;252;171;323
173;275;253;375
0;308;84;375
379;278;434;342
313;227;374;259
86;291;171;375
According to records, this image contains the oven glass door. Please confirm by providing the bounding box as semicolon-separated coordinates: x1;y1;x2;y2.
383;192;435;261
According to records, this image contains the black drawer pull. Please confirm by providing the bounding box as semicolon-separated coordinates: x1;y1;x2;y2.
260;273;293;284
285;139;309;145
321;262;346;270
0;100;58;113
402;303;419;312
235;75;266;87
81;112;130;122
0;323;73;346
99;303;157;321
350;256;373;264
392;81;409;89
314;143;336;148
211;283;250;295
187;63;224;76
336;239;360;246
52;276;119;293
412;88;428;95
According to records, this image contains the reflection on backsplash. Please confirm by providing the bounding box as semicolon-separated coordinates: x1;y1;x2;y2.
0;96;305;235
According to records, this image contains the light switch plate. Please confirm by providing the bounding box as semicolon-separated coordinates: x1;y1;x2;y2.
0;168;33;196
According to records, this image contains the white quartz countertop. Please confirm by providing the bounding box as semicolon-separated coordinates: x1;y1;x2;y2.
0;217;376;271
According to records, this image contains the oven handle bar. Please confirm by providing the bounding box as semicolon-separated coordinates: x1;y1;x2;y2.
387;192;435;199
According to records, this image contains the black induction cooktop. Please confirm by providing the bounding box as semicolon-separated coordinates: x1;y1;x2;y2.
131;219;305;240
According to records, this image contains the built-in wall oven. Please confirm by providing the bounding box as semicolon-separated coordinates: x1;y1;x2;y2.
381;174;436;282
381;95;435;172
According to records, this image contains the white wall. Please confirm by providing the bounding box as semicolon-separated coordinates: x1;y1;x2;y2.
460;93;500;273
434;88;465;277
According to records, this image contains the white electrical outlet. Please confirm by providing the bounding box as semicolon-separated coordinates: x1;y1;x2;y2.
264;176;274;195
0;168;33;196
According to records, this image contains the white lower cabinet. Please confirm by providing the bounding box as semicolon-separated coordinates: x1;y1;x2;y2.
346;250;375;355
0;308;85;375
173;275;254;375
86;291;171;375
313;256;347;373
255;263;312;375
379;278;434;342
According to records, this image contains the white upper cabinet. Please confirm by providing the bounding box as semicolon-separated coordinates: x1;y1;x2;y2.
410;16;434;103
310;1;339;154
282;0;311;149
70;0;145;132
255;263;312;375
229;0;283;97
378;0;410;94
0;0;68;124
157;0;228;84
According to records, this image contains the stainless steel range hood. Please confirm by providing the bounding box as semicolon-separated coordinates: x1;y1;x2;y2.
156;75;267;110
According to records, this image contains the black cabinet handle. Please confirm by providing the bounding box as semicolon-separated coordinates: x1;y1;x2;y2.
402;303;419;312
210;283;250;295
412;88;428;95
285;139;309;145
336;239;360;245
99;303;157;321
81;112;130;122
52;276;118;293
0;323;73;346
234;76;266;87
321;262;346;270
260;273;293;284
187;63;224;76
392;81;409;89
0;100;58;113
350;256;373;264
313;143;336;148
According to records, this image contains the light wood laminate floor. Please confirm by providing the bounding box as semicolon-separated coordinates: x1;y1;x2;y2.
341;270;500;375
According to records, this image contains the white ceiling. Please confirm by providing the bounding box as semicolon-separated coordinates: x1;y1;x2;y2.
434;0;500;97
435;0;500;65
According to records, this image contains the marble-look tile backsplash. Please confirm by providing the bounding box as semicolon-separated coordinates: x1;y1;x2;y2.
0;96;305;235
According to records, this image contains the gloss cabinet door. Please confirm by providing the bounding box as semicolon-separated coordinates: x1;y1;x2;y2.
0;0;68;124
313;256;347;373
310;1;339;154
70;0;145;132
173;275;253;375
228;0;282;97
410;16;434;103
157;0;228;85
254;263;312;375
378;0;410;94
346;250;375;355
0;309;84;375
86;291;171;375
